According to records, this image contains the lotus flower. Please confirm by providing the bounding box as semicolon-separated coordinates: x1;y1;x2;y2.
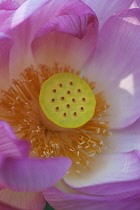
0;0;140;210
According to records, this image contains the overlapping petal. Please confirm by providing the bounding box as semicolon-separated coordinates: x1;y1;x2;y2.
32;14;98;70
0;202;22;210
82;0;138;27
0;0;19;9
0;120;29;189
15;0;27;4
105;118;140;153
3;0;98;79
64;150;140;195
0;157;71;192
0;190;45;210
0;0;19;27
0;120;29;157
43;186;140;210
0;33;13;88
85;8;140;128
0;1;140;209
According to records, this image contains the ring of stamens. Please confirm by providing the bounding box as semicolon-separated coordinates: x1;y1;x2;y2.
0;64;110;172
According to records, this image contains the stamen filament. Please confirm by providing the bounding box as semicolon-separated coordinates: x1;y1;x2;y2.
0;64;110;171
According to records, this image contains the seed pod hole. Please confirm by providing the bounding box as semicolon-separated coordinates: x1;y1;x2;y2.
55;107;59;111
67;90;71;95
82;97;86;102
60;96;65;101
52;89;56;93
73;112;77;117
72;98;76;103
51;98;55;103
66;104;70;109
80;107;84;111
77;89;81;93
63;112;67;117
58;83;63;87
69;81;73;86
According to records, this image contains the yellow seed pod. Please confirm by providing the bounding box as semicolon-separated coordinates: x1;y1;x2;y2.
39;73;96;128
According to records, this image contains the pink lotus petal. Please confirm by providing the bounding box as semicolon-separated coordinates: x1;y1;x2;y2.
0;157;71;191
105;118;140;153
0;121;29;157
0;1;140;209
32;14;98;70
15;0;27;4
83;0;137;27
64;150;140;195
0;190;45;210
5;0;98;79
130;0;140;9
0;33;13;88
0;0;19;28
0;10;14;28
0;0;19;9
0;202;23;210
85;9;140;128
43;186;140;210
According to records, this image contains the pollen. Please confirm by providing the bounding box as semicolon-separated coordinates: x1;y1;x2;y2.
0;64;110;171
39;73;96;128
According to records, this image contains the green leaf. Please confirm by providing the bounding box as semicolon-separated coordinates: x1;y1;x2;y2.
44;202;55;210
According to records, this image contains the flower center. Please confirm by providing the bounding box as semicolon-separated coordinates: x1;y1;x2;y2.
39;72;96;128
0;64;110;172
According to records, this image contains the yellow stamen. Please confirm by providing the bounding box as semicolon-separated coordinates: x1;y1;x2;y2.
0;64;110;171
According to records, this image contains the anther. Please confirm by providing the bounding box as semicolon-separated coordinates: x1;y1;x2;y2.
0;64;110;171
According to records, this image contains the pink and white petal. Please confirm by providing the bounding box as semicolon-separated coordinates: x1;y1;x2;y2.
0;202;22;210
0;0;19;28
55;178;140;199
0;33;13;89
0;189;45;210
0;0;19;27
105;118;140;153
130;0;140;8
0;157;71;191
85;9;140;128
0;0;19;9
0;10;14;28
83;0;137;27
2;0;95;32
15;0;27;4
32;14;98;70
0;121;29;157
8;31;35;80
64;150;140;195
43;186;140;210
3;0;98;79
0;2;21;83
1;0;54;78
